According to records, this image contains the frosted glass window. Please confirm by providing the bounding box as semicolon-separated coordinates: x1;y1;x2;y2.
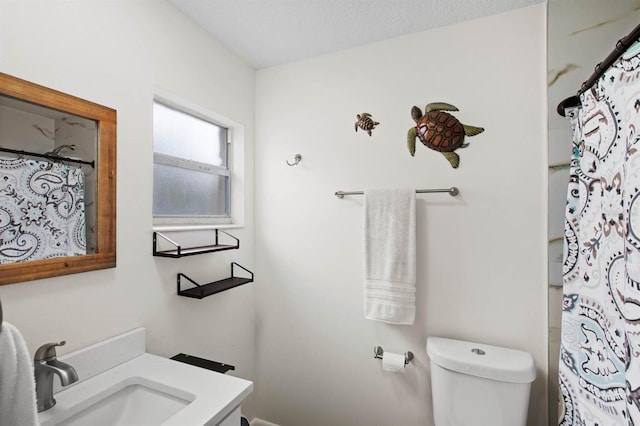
153;100;230;219
153;164;228;216
153;102;227;166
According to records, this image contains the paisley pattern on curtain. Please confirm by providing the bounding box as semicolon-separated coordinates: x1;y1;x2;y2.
0;157;85;263
559;42;640;425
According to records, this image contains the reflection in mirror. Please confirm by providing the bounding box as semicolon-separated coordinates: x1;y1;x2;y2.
0;96;98;255
0;72;116;285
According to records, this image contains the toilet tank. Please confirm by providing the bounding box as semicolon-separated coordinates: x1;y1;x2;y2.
426;337;536;426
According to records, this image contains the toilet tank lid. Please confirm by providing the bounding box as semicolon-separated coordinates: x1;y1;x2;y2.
426;337;536;384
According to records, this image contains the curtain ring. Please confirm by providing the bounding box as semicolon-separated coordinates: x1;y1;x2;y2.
286;154;302;166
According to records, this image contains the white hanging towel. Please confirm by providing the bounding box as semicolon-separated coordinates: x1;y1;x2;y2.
364;188;416;325
0;322;39;426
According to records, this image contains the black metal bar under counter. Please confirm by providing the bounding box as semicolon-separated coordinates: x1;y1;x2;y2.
170;353;235;374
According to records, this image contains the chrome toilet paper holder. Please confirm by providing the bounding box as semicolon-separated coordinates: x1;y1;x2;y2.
374;346;413;365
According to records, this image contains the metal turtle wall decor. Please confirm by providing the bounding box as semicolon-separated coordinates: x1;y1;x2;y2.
407;102;484;168
354;112;380;136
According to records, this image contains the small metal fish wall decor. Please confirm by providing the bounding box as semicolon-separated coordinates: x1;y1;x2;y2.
354;113;380;136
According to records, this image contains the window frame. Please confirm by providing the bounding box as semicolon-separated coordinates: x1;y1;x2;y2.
152;90;245;230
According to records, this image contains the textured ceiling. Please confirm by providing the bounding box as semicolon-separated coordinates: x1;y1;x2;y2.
167;0;545;69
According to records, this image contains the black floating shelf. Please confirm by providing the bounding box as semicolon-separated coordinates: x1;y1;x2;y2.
153;230;239;258
177;262;254;299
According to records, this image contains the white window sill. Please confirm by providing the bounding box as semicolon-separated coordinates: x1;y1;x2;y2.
153;224;244;232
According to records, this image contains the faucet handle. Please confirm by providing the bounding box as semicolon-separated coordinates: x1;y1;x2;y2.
34;341;66;361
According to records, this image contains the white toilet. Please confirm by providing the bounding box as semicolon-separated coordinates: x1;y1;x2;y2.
426;337;536;426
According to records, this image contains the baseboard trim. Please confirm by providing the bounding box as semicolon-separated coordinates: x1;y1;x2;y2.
250;418;280;426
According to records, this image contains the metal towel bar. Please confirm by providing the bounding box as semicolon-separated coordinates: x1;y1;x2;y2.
335;187;459;199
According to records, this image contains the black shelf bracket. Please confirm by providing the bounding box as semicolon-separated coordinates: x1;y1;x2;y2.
153;230;239;257
177;262;254;299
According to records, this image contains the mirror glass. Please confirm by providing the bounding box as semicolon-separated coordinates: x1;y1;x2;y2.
0;72;116;285
0;96;98;253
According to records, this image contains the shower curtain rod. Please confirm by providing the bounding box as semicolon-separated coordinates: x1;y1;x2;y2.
335;187;459;199
557;22;640;117
0;147;95;168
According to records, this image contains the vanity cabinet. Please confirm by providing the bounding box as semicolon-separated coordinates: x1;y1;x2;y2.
206;406;241;426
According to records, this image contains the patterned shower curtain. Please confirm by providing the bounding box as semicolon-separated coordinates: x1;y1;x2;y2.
559;42;640;425
0;157;85;263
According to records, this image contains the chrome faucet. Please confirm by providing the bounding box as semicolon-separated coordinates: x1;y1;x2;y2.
33;341;79;412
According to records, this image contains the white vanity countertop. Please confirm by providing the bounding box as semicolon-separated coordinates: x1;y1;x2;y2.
38;352;253;426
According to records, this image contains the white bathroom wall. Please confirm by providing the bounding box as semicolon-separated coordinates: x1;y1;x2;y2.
254;4;548;426
0;0;257;417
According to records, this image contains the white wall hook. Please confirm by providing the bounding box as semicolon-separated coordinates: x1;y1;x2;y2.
286;154;302;166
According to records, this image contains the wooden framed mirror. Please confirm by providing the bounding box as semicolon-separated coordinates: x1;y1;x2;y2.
0;72;116;285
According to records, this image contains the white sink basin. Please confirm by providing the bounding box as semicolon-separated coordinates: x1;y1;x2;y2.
50;377;193;426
